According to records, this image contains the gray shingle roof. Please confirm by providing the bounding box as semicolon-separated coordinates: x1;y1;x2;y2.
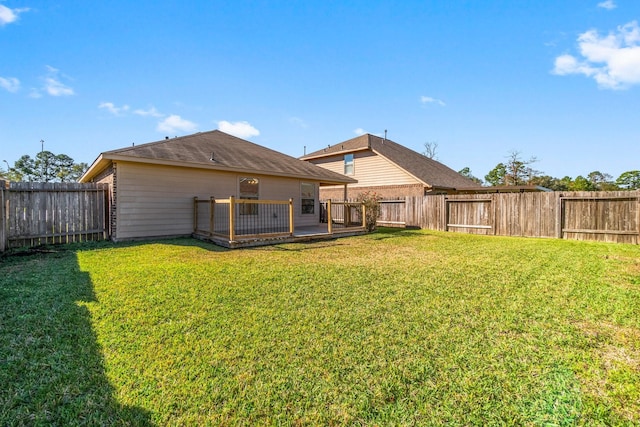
85;130;355;184
302;134;477;189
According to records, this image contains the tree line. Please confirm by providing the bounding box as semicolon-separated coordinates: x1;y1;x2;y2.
421;143;640;191
1;151;88;183
458;151;640;191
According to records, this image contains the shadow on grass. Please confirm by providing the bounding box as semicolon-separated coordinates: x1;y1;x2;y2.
0;250;153;425
73;236;230;253
368;226;432;240
263;241;348;252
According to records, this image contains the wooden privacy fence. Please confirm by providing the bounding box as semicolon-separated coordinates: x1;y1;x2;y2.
377;191;640;244
0;181;110;251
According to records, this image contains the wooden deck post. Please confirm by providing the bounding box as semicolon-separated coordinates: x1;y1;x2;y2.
209;197;215;237
289;198;294;236
327;199;333;235
229;195;235;241
345;202;351;227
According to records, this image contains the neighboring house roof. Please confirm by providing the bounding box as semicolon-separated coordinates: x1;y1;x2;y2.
81;130;356;185
301;133;477;190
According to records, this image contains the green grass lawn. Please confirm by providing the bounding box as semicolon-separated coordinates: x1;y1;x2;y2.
1;229;639;426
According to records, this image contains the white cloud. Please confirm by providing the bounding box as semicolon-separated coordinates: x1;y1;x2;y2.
157;115;197;134
420;96;446;106
0;5;29;26
44;77;74;96
134;106;163;117
217;120;260;139
553;21;640;89
353;128;366;136
289;116;308;128
28;88;42;98
40;66;75;96
0;77;20;93
597;0;617;10
98;102;130;116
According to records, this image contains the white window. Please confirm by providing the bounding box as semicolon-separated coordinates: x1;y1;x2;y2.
344;154;354;175
239;177;259;215
301;182;315;214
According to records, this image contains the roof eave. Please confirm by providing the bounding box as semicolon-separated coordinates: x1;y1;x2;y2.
83;153;357;185
300;146;371;161
79;154;110;183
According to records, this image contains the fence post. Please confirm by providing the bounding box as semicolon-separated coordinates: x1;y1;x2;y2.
289;198;294;236
209;197;215;237
637;190;640;245
327;199;333;234
229;195;235;241
0;180;6;252
443;197;449;232
491;194;497;235
556;194;563;239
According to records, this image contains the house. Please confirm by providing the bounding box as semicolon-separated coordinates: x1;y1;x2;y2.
300;133;479;200
80;130;358;243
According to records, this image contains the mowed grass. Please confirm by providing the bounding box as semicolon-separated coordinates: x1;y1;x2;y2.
1;229;639;426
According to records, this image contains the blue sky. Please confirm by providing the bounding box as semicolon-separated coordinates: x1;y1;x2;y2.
1;0;639;181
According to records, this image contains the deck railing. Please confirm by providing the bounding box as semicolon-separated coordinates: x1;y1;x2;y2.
195;197;365;242
194;196;294;241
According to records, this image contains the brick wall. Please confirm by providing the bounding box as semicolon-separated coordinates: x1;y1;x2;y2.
320;184;425;201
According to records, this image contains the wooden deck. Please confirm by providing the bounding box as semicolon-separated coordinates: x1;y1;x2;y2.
193;224;367;249
193;197;368;248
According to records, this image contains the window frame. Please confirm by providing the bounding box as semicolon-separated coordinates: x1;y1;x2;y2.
238;177;259;216
344;153;354;175
300;182;316;215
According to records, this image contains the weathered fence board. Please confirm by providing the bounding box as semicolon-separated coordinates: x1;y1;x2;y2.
378;200;406;226
560;192;638;244
376;191;639;244
446;196;493;235
1;182;110;251
0;180;7;252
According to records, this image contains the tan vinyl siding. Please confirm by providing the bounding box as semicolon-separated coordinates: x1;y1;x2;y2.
115;162;320;239
312;150;420;191
115;162;232;239
309;155;345;175
353;151;419;185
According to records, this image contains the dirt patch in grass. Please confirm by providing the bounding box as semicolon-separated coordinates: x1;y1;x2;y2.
603;254;640;289
574;320;640;423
